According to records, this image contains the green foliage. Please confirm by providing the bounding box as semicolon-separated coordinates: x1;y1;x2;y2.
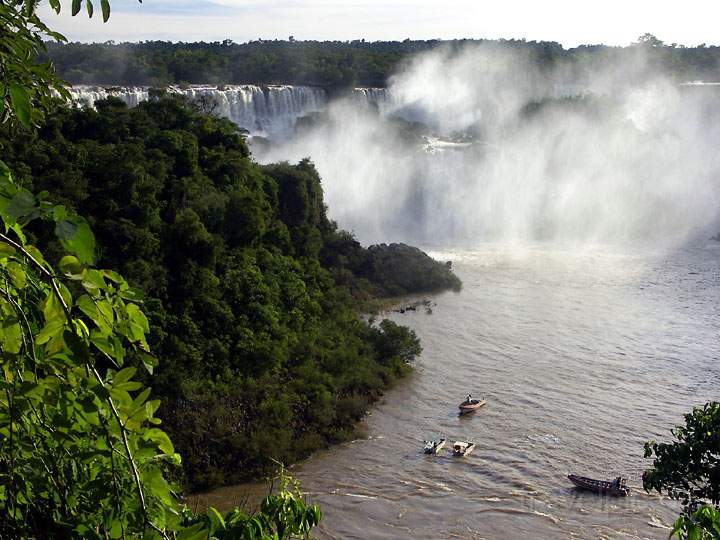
0;1;69;130
0;96;444;489
179;466;322;540
1;2;322;537
644;402;720;539
0;0;133;131
0;160;174;536
0;159;324;538
670;505;720;540
320;233;461;302
644;402;720;509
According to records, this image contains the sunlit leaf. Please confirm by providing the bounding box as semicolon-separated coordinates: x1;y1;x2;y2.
101;0;110;22
9;85;31;128
2;321;23;354
55;217;96;264
113;367;136;384
6;261;27;288
59;255;82;276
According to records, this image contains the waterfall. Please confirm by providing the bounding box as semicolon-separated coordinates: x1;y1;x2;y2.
350;87;390;113
68;87;149;109
68;85;388;139
175;85;327;138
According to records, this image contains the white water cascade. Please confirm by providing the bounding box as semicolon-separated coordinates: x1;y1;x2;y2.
68;85;388;139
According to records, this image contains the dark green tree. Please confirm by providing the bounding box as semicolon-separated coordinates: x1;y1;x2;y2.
644;402;720;539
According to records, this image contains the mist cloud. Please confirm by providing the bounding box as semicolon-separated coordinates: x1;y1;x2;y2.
257;43;720;248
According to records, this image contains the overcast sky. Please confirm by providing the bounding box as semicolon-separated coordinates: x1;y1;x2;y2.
38;0;720;47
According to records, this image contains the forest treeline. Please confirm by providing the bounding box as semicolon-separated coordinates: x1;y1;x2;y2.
0;95;460;490
45;35;720;89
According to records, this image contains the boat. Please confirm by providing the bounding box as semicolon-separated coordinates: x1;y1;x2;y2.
567;474;630;496
459;398;487;413
452;441;476;456
423;438;446;454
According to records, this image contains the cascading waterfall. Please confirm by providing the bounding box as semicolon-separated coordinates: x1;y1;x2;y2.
68;87;150;108
178;85;327;138
69;85;388;139
350;87;390;113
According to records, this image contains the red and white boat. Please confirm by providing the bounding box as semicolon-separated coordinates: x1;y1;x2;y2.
458;398;486;413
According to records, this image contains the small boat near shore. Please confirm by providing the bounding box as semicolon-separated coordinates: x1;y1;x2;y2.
424;439;446;454
567;474;630;496
459;398;486;413
452;441;475;456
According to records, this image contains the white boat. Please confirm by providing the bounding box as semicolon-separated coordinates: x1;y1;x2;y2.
423;438;446;454
452;441;475;456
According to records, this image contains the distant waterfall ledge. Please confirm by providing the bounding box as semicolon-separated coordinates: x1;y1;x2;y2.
68;84;389;139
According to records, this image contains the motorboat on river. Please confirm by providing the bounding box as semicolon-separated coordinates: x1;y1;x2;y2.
452;441;476;456
567;474;630;496
459;397;486;413
423;438;446;454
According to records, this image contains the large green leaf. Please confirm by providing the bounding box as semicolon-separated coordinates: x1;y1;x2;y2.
143;428;174;456
8;85;31;128
6;261;27;288
36;319;66;345
5;190;36;224
2;321;23;354
100;0;110;22
0;160;11;183
59;255;82;277
113;367;136;384
55;217;96;264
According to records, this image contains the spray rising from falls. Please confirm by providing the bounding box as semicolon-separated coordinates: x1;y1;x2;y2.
255;45;720;247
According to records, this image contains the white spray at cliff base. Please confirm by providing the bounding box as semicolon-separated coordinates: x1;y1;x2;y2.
256;44;720;247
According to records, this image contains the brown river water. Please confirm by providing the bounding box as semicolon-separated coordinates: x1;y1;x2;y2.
192;242;720;539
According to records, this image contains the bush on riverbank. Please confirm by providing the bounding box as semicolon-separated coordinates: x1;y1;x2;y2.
321;231;461;300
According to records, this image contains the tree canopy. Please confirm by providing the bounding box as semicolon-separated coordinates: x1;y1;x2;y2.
1;0;324;537
43;37;720;90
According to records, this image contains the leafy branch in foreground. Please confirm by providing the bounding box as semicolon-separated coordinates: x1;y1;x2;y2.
644;402;720;539
669;505;720;540
1;1;321;536
0;0;132;131
0;158;175;536
0;0;70;130
0;159;322;537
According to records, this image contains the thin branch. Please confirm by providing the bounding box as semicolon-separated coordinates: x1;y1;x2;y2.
88;364;169;540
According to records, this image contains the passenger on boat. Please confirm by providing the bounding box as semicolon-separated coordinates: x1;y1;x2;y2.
466;394;472;403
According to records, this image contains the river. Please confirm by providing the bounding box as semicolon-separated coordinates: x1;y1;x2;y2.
194;241;719;539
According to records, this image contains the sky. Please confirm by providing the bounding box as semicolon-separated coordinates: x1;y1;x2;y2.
38;0;720;47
